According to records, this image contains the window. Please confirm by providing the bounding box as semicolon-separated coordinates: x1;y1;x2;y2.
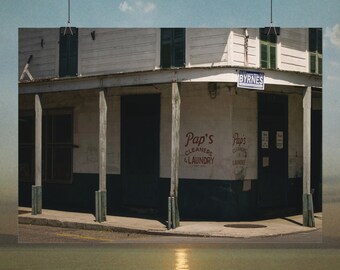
59;27;78;77
260;28;277;69
161;28;185;68
19;113;35;182
309;28;322;74
19;109;73;183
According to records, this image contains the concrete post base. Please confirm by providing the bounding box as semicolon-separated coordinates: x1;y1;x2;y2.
168;196;180;229
31;185;42;215
95;190;106;223
303;193;315;227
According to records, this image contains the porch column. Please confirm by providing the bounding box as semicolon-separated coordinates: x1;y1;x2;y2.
168;82;181;229
32;94;42;215
303;86;315;227
96;89;107;222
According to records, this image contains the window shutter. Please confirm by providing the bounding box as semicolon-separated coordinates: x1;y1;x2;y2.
310;54;316;73
317;28;322;53
309;29;316;52
59;28;78;77
260;43;268;68
161;28;185;68
318;56;322;74
173;28;185;67
161;28;172;68
260;28;277;69
270;45;276;69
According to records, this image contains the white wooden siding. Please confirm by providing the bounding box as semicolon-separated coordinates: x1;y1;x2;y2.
280;29;308;72
187;28;230;67
78;28;158;76
231;28;258;67
18;28;59;79
18;28;313;80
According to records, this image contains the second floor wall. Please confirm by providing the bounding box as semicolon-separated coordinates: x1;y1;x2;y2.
19;28;321;81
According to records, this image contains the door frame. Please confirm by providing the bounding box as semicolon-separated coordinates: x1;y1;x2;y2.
257;92;288;208
120;93;161;213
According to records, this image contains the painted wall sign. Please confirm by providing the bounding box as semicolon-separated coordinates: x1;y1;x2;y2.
237;70;265;90
276;131;284;149
183;132;215;167
232;132;248;180
261;131;269;149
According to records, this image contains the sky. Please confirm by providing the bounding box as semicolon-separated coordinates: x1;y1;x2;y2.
0;0;339;238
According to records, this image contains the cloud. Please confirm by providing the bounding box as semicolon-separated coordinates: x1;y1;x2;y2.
327;75;340;82
326;24;340;48
119;1;133;12
119;1;156;13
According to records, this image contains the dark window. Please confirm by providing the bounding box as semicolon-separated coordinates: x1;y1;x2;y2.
19;113;35;182
59;27;78;77
161;28;185;68
309;28;322;74
260;28;277;69
19;109;73;184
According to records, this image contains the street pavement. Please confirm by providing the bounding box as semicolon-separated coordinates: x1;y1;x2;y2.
18;207;322;241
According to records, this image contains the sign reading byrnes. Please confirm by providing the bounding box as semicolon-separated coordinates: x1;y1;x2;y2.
237;70;265;90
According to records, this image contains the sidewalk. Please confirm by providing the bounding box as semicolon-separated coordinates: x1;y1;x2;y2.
18;207;322;238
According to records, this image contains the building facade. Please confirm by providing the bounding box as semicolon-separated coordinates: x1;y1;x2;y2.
19;28;322;222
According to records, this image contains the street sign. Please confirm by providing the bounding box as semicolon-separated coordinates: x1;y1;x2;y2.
237;70;265;90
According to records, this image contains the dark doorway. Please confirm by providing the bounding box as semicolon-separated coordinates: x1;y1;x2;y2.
258;93;288;208
121;94;160;214
312;109;322;211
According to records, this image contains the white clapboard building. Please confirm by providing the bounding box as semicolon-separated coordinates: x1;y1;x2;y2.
19;28;322;225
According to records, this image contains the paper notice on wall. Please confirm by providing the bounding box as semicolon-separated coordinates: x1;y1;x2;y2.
261;131;269;149
276;131;283;149
262;156;269;167
243;180;252;191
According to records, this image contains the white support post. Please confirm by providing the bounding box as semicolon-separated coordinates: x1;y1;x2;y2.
96;89;107;222
169;82;181;229
32;94;42;215
303;86;315;227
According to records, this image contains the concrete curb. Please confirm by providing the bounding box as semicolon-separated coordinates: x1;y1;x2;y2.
19;216;167;236
18;215;320;239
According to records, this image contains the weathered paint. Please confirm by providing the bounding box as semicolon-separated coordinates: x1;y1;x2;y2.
78;28;158;76
98;89;107;191
169;82;181;228
280;29;308;73
34;94;42;186
303;87;312;195
288;94;303;178
231;28;258;67
160;83;258;181
19;28;317;81
19;28;59;79
20;84;306;185
187;28;230;67
18;28;321;220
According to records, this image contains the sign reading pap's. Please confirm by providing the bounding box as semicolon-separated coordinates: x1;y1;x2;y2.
183;131;215;167
232;132;248;180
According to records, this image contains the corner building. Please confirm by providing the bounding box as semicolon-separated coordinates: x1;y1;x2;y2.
19;28;322;220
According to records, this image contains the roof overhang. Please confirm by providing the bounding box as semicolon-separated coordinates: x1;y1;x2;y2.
19;66;322;94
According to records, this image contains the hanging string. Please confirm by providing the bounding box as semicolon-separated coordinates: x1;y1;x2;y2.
270;0;273;24
64;0;73;35
266;0;278;36
68;0;71;24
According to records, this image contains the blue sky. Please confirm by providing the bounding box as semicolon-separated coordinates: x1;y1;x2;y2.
0;0;340;235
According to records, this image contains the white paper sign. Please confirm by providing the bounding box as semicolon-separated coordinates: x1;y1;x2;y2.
261;131;269;149
276;131;283;149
